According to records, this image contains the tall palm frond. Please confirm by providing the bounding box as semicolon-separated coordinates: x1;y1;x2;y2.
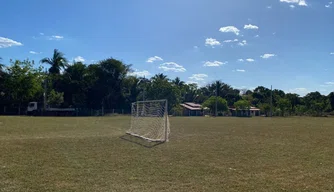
152;73;168;81
40;49;68;74
0;57;5;74
172;77;185;87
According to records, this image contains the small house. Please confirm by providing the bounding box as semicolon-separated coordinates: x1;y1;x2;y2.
180;102;204;116
229;106;261;117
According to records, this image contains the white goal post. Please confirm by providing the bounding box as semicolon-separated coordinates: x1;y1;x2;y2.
127;99;170;142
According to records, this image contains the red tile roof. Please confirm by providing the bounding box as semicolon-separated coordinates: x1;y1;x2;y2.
180;103;202;111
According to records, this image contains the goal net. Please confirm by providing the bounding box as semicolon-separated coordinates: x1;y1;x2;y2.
127;99;170;142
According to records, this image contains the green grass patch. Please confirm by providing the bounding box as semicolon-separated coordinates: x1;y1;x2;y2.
0;116;333;191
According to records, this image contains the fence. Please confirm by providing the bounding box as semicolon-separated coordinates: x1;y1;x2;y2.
0;106;27;116
0;106;131;117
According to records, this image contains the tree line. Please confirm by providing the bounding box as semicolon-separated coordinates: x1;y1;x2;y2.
1;49;334;116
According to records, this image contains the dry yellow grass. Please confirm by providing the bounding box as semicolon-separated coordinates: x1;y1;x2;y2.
0;116;333;191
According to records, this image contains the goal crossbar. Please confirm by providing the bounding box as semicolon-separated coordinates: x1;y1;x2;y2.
131;99;168;104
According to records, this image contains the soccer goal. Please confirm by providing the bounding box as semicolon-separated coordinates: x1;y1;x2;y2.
127;99;170;142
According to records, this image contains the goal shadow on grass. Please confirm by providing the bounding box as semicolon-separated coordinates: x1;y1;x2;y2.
120;134;165;148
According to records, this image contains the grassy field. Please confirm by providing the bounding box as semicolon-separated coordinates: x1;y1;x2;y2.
0;116;333;192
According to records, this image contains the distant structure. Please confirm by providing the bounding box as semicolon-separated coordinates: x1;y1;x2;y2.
180;102;204;116
229;106;261;117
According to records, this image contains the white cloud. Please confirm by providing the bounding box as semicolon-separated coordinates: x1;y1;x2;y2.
246;58;255;62
280;0;308;6
261;53;276;59
53;35;63;39
205;38;221;47
223;39;238;43
74;56;85;62
29;51;42;54
290;5;296;8
0;37;23;48
203;60;227;67
219;26;240;35
49;35;64;40
326;1;333;7
236;69;246;72
244;24;259;30
128;70;151;77
254;35;260;38
189;74;208;81
287;88;308;95
146;56;163;63
238;40;247;46
320;84;332;87
299;0;307;6
330;52;334;55
40;33;44;35
159;62;186;72
325;82;334;85
186;81;199;85
238;59;244;62
194;46;198;49
267;5;272;8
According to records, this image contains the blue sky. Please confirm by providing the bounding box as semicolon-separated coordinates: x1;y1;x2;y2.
0;0;333;96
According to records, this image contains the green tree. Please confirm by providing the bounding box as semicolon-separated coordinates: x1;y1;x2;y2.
135;77;150;101
234;100;250;110
328;92;334;111
0;57;3;70
277;98;291;116
285;93;300;114
295;105;307;116
204;81;241;106
40;49;68;75
47;89;64;107
252;86;271;107
5;59;44;114
202;96;228;115
152;73;168;81
0;57;8;108
172;77;185;87
242;93;253;105
122;76;141;106
170;105;183;116
59;62;88;107
146;74;181;111
259;103;271;116
304;92;328;116
85;58;131;109
183;83;199;103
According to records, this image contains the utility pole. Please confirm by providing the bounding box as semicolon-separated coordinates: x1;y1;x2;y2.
43;78;47;111
270;85;273;117
137;76;146;101
215;82;218;117
143;76;145;101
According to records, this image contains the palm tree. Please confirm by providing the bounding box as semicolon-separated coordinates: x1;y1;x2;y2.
0;57;3;69
152;73;168;81
40;49;68;74
136;77;150;101
0;57;5;76
172;77;185;87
